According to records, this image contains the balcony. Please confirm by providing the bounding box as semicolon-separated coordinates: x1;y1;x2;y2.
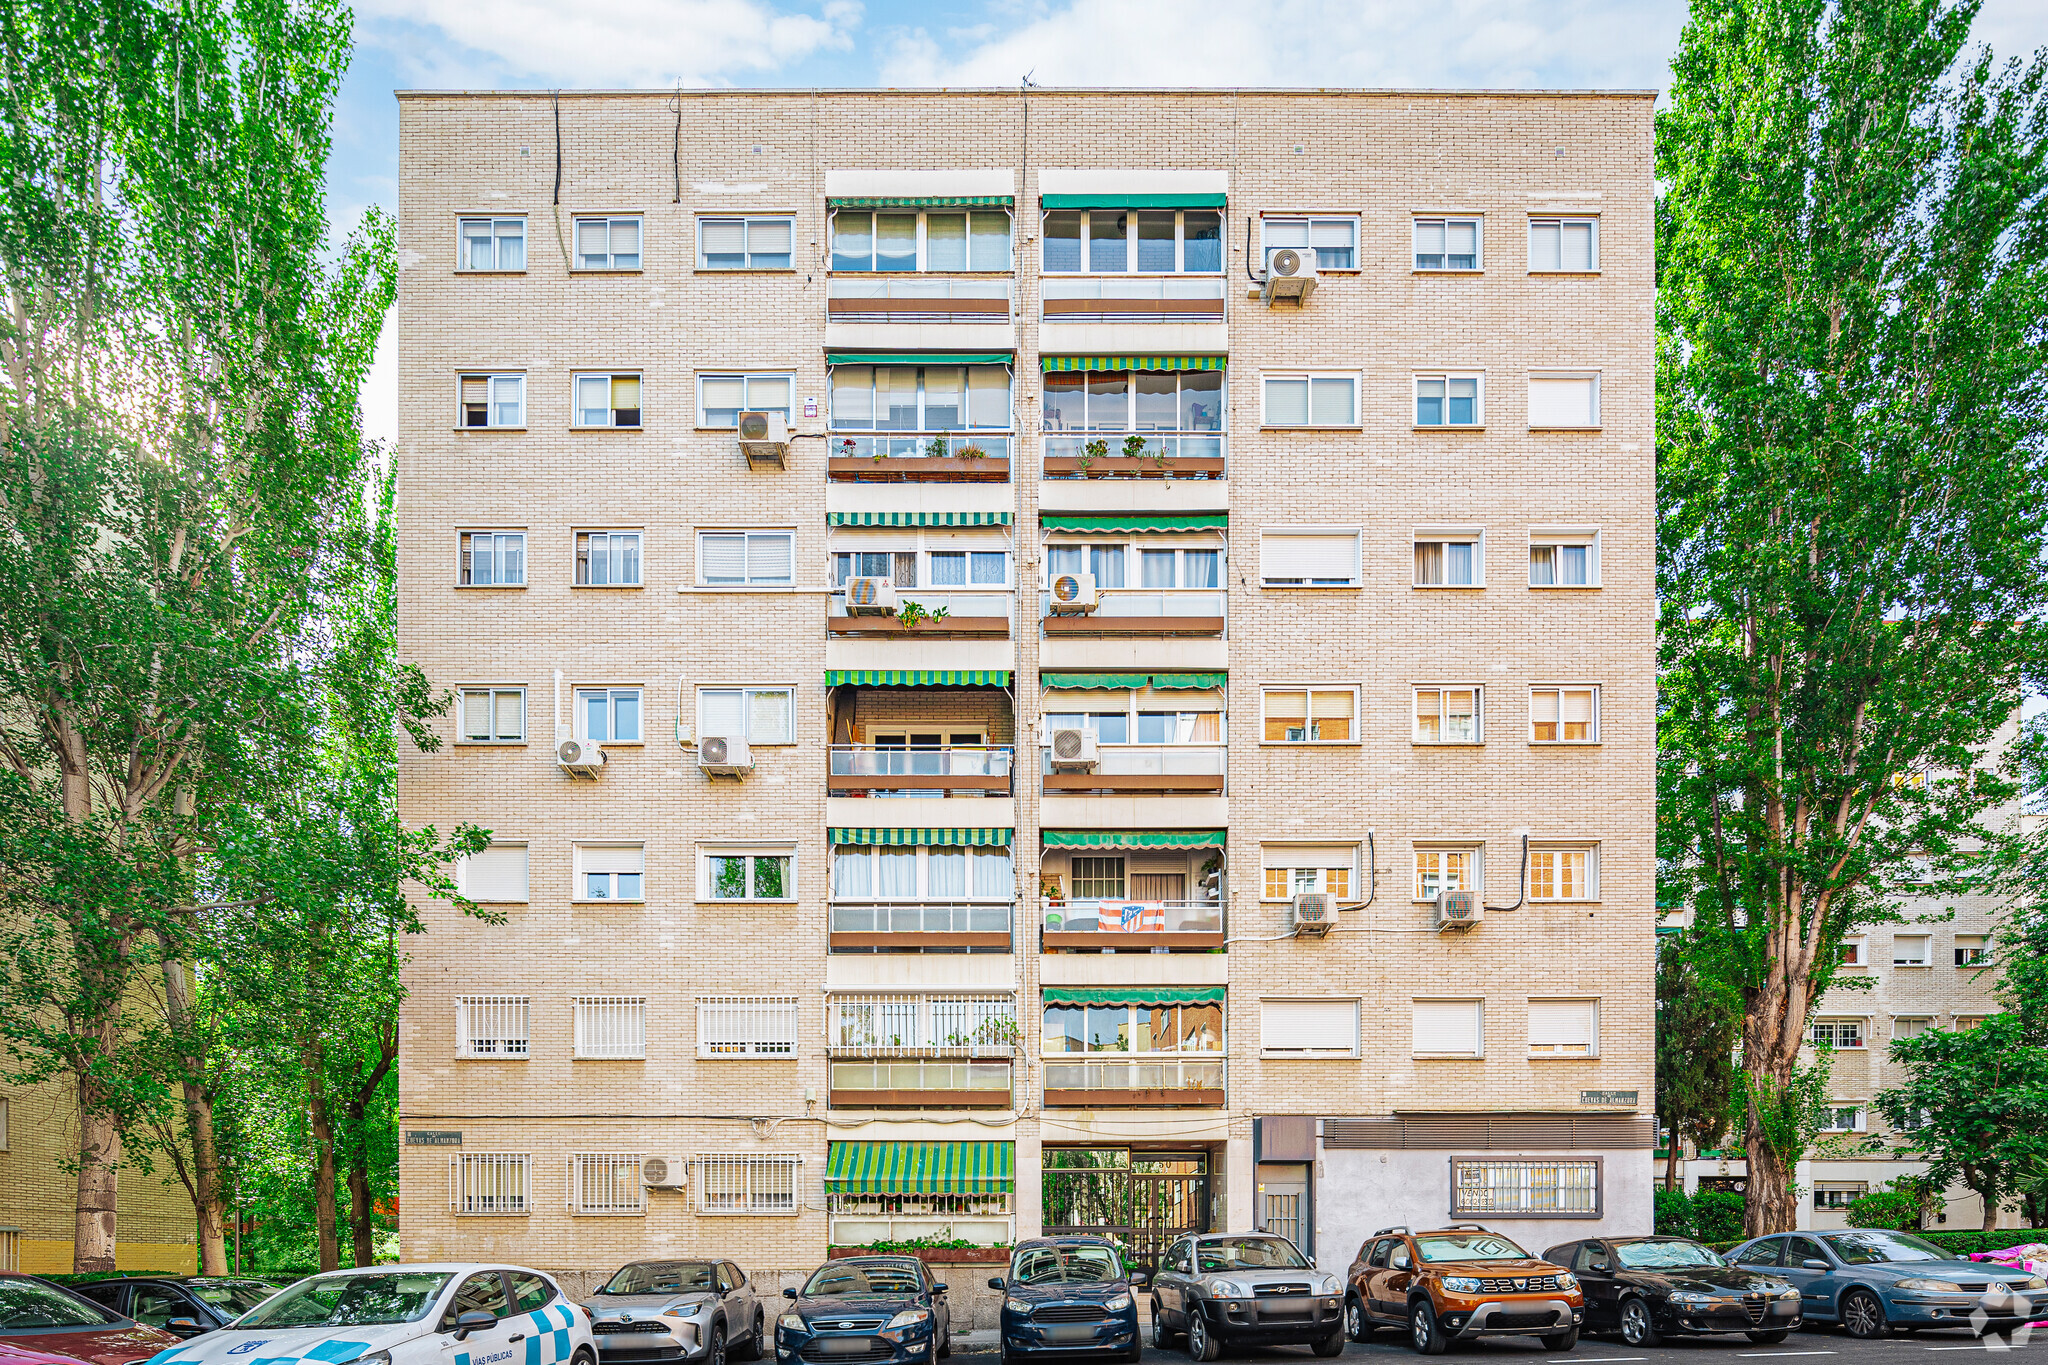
830;745;1014;796
1041;898;1225;951
829;432;1013;483
829;900;1013;952
830;1060;1013;1109
830;589;1011;638
1043;433;1226;481
1042;744;1226;795
828;278;1012;323
827;993;1019;1056
1042;1058;1225;1108
1041;589;1225;638
1042;278;1227;324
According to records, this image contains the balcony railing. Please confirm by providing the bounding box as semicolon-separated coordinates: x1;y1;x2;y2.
1043;433;1226;479
1042;277;1227;323
830;590;1012;637
1040;588;1226;637
829;901;1013;952
830;745;1014;795
1041;743;1227;794
829;432;1012;482
827;993;1019;1057
1042;1058;1226;1107
828;278;1012;323
830;1059;1013;1109
1041;898;1226;950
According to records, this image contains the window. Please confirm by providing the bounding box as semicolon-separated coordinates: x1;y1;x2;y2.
1044;543;1213;591
1529;217;1598;272
575;531;642;586
1414;216;1481;270
832;844;1014;900
459;217;525;271
1263;216;1358;270
1818;1106;1867;1134
698;373;792;428
574;374;642;429
573;998;646;1059
1044;701;1222;747
831;210;1012;272
0;1098;7;1152
1414;687;1482;743
1893;934;1931;967
1261;845;1357;901
702;848;795;901
0;1226;14;1270
460;374;525;428
1814;1182;1866;1210
1414;849;1476;900
450;1153;530;1214
459;687;526;743
576;687;642;744
574;215;641;270
927;548;1011;587
832;364;1013;433
1529;374;1601;428
1041;368;1222;434
1415;373;1482;426
697;1154;801;1213
458;843;528;902
1263;373;1358;426
1892;1015;1931;1039
1956;1014;1989;1029
1529;848;1595;901
698;216;793;270
1260;530;1359;587
698;686;795;745
1260;999;1359;1057
1528;999;1599;1056
1069;856;1125;900
457;996;530;1057
697;530;794;587
1529;530;1600;587
1838;936;1867;967
1955;935;1990;966
1529;687;1597;743
1810;1018;1866;1050
571;1152;646;1214
1262;687;1357;743
458;530;525;586
1041;1000;1224;1054
1413;999;1484;1057
1451;1159;1599;1216
1414;533;1483;586
698;996;800;1057
576;844;644;901
1040;209;1223;274
1894;1106;1931;1131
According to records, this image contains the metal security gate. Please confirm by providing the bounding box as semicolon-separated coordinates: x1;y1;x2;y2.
1043;1149;1210;1269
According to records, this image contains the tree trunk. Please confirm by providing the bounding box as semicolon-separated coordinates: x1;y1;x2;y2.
1981;1189;2000;1232
307;1040;341;1272
347;1156;374;1267
72;1071;120;1272
1665;1139;1683;1192
160;954;228;1274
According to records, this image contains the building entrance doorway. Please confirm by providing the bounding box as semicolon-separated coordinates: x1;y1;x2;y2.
1042;1147;1211;1268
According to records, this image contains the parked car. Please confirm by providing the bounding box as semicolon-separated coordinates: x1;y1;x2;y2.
1543;1235;1802;1345
139;1264;595;1365
0;1274;178;1365
585;1260;763;1365
1149;1232;1345;1361
1343;1224;1583;1354
1724;1228;2048;1339
71;1278;281;1336
775;1257;950;1365
989;1236;1145;1363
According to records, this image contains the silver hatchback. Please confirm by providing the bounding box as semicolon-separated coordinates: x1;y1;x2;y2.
586;1260;765;1365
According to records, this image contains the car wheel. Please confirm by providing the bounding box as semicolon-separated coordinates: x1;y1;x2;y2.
1409;1301;1447;1356
573;1351;597;1365
732;1313;764;1362
1747;1330;1791;1344
1186;1309;1221;1362
1153;1300;1179;1348
1619;1297;1661;1348
709;1323;729;1365
1840;1290;1890;1340
1346;1297;1372;1342
1311;1324;1346;1358
1540;1327;1580;1352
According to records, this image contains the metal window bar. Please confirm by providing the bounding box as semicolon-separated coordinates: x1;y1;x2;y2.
457;996;530;1057
828;1060;1014;1092
449;1153;530;1214
0;1229;17;1272
829;589;1010;619
1041;899;1225;935
569;1152;646;1214
574;997;647;1059
830;433;1015;459
827;994;1018;1055
829;901;1013;934
696;1154;801;1214
1450;1159;1598;1216
1260;1192;1302;1246
830;746;1016;778
698;996;800;1057
826;1190;1014;1217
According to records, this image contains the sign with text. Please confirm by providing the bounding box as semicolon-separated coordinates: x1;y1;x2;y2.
1579;1090;1638;1107
406;1130;462;1146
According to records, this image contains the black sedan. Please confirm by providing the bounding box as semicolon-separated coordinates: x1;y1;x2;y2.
989;1237;1144;1363
70;1276;281;1335
777;1257;952;1365
1544;1236;1804;1346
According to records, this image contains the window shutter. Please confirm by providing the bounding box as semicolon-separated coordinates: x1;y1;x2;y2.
1561;220;1595;271
749;219;792;254
1262;999;1358;1054
462;690;490;739
892;551;918;587
1262;844;1357;871
701;690;746;737
461;377;487;404
1311;219;1354;249
580;845;644;875
462;844;529;902
1529;378;1597;426
1310;690;1353;720
1262;533;1355;583
1529;1000;1596;1051
701;219;745;255
748;533;793;584
1413;999;1481;1055
577;220;606;257
611;220;639;256
700;534;747;582
494;689;524;740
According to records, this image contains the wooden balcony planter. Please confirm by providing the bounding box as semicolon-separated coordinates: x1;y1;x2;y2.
1042;298;1225;321
830;772;1012;793
1041;614;1225;638
1041;930;1225;951
1042;456;1226;479
830;930;1013;951
829;456;1011;482
1042;1088;1226;1108
828;616;1010;638
828;296;1011;318
830;1089;1011;1109
1041;773;1224;794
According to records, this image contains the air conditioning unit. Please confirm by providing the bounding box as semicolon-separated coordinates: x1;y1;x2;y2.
641;1155;688;1189
1290;892;1334;937
1048;727;1099;771
1049;571;1097;613
556;736;607;778
736;410;789;469
845;576;899;615
698;735;754;777
1435;888;1482;931
1263;246;1319;304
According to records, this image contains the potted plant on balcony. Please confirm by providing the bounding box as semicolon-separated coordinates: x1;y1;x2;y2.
925;434;951;459
969;1016;1021;1057
956;442;988;459
896;600;950;632
1077;438;1107;476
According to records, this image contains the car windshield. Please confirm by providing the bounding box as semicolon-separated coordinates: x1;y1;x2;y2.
1616;1241;1724;1269
1415;1234;1530;1264
802;1264;923;1297
0;1280;122;1331
1011;1247;1123;1285
233;1272;454;1328
1824;1232;1948;1265
190;1282;279;1313
1195;1237;1308;1272
600;1263;717;1295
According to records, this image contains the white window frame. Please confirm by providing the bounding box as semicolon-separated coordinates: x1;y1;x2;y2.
449;1152;531;1214
1527;372;1602;430
1037;366;1220;437
457;530;526;587
1413;846;1481;902
1838;935;1867;967
695;1153;803;1214
1527;998;1600;1057
1412;215;1483;271
1528;685;1599;745
456;996;530;1058
456;842;529;903
830;843;1016;903
573;843;645;903
575;529;643;587
458;686;526;744
572;998;647;1060
1260;371;1360;428
1528;527;1602;588
572;373;643;430
572;214;643;271
1260;214;1361;271
1528;216;1600;273
696;529;796;588
1259;528;1361;588
828;207;1015;273
700;846;797;903
1818;1104;1868;1134
697;373;794;429
1412;997;1485;1058
696;215;795;271
1412;528;1486;588
1259;685;1360;745
1040;691;1225;749
574;686;644;745
1259;845;1360;902
1955;935;1991;967
1528;845;1599;902
831;362;1016;435
567;1152;646;1215
1891;1014;1932;1039
697;995;800;1058
1810;1018;1867;1050
696;684;797;746
459;373;525;429
458;216;526;272
1893;933;1932;968
1259;998;1361;1058
1414;372;1485;428
1413;684;1484;745
1038;208;1226;275
836;542;1016;592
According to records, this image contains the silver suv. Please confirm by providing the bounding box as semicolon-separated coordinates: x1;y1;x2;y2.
585;1260;764;1365
1149;1233;1347;1361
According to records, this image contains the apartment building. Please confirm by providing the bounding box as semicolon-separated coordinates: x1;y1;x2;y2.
393;87;1657;1284
0;1080;196;1273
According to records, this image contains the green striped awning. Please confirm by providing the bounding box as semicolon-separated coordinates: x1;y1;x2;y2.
1041;193;1228;209
828;196;1015;209
1041;672;1226;691
1042;830;1226;849
1042;987;1226;1005
826;670;1012;687
827;352;1014;366
826;1141;1015;1193
1041;355;1227;373
828;512;1014;527
829;828;1012;846
1040;512;1227;533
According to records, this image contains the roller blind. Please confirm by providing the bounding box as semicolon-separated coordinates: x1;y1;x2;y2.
461;376;487;403
462;844;529;902
496;690;524;738
1262;999;1358;1054
462;690;490;737
749;534;794;583
700;219;746;255
579;845;644;875
1261;532;1356;584
1529;1000;1597;1050
1413;999;1482;1055
700;534;747;582
1529;377;1598;427
1262;844;1358;870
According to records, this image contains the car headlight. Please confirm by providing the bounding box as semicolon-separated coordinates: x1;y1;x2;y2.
1443;1277;1482;1294
2020;1277;2047;1291
1555;1272;1578;1291
1670;1291;1715;1305
1210;1280;1249;1299
886;1309;932;1330
1319;1276;1344;1296
664;1304;709;1318
1779;1287;1801;1301
1005;1297;1032;1315
1896;1278;1964;1293
777;1314;805;1331
1103;1293;1132;1312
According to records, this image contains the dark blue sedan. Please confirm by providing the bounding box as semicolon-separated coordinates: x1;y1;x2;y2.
989;1237;1144;1363
777;1257;952;1365
1724;1229;2048;1338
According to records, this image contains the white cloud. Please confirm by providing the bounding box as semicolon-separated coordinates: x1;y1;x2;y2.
362;309;396;452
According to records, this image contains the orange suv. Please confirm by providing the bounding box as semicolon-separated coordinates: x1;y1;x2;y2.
1344;1224;1583;1354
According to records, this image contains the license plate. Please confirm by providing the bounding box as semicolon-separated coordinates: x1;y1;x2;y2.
817;1339;873;1355
1044;1325;1098;1343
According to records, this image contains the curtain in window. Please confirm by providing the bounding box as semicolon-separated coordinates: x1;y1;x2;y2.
1141;549;1176;588
924;366;964;429
749;688;793;743
882;367;918;430
973;847;1013;898
834;846;872;898
926;214;967;270
927;848;967;897
967;368;1010;428
877;848;917;898
1184;550;1219;587
1091;545;1125;588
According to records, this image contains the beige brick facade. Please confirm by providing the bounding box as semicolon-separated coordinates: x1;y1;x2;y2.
0;1077;196;1273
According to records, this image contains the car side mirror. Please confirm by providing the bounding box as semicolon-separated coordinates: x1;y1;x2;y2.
1802;1259;1830;1271
1588;1261;1611;1275
784;1288;799;1300
988;1278;1005;1291
933;1284;948;1294
165;1318;206;1338
1129;1269;1151;1288
453;1311;498;1340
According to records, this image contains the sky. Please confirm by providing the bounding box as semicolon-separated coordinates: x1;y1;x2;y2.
341;0;2048;447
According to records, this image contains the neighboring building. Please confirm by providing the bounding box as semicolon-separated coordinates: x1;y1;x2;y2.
0;1078;197;1273
393;87;1658;1284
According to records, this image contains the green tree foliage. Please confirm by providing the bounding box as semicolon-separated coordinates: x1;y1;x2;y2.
1877;1014;2048;1229
1655;935;1740;1189
1656;0;2048;1235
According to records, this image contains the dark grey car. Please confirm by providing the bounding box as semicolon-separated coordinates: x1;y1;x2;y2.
585;1260;764;1365
1149;1233;1346;1361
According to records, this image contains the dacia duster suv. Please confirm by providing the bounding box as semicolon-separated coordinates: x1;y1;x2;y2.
1345;1225;1583;1354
